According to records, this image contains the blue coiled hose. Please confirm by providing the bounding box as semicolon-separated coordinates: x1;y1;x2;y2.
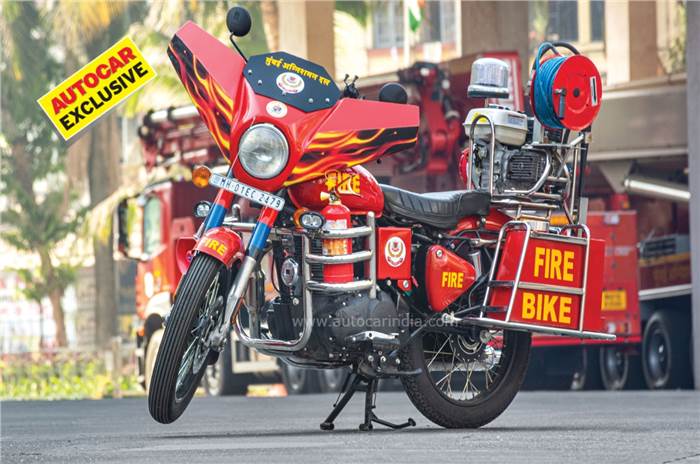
533;43;567;129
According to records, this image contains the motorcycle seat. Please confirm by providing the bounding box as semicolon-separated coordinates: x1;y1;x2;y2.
380;185;491;229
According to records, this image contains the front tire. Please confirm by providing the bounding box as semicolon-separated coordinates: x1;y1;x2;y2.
401;328;531;429
148;254;224;424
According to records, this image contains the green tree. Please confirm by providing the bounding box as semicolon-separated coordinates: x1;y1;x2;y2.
0;1;85;347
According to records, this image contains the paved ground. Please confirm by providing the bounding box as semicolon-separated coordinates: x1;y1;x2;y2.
2;391;699;464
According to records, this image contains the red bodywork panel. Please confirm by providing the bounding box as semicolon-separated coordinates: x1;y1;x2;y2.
288;165;384;215
377;227;412;284
168;22;418;193
425;246;476;312
193;227;243;268
488;229;605;333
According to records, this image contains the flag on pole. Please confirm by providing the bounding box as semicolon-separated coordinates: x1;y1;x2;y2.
407;0;423;32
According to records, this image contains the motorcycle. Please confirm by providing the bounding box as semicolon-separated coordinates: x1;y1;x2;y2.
148;6;613;430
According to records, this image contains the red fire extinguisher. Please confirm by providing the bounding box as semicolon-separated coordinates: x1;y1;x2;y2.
320;192;353;283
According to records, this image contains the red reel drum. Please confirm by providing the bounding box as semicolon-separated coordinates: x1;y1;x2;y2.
551;55;602;131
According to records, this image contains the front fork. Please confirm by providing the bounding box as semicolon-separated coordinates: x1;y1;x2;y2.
199;172;280;346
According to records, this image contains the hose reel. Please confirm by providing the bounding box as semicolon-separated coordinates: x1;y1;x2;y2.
530;42;603;131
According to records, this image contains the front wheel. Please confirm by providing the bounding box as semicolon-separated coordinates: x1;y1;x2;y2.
401;328;531;429
148;254;225;423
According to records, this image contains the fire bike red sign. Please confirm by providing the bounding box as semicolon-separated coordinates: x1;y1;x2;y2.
488;229;605;333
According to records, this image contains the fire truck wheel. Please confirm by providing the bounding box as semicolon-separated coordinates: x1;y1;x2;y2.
280;361;320;394
317;368;348;393
203;345;251;396
571;348;602;391
144;329;164;393
599;346;629;390
401;329;531;429
642;310;692;389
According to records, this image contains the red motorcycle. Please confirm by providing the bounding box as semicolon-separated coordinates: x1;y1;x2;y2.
149;7;612;430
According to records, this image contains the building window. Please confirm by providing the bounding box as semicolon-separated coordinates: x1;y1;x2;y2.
372;1;404;49
143;197;162;256
420;0;455;43
547;1;579;42
590;0;605;42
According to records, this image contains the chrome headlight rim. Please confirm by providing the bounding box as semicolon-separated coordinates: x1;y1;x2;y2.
237;123;289;179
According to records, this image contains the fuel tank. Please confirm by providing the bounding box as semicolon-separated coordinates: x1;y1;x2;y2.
287;165;384;215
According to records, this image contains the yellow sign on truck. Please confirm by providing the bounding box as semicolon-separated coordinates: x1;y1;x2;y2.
37;36;155;140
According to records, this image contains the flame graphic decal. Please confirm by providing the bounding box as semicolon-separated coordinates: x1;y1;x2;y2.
168;36;233;159
286;127;417;186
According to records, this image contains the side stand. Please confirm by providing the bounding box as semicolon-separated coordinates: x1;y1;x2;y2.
320;373;416;431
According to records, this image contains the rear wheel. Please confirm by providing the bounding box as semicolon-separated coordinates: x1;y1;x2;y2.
401;328;531;428
148;255;225;423
642;310;692;389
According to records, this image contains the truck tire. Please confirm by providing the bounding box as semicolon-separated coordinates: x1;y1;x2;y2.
317;368;347;393
203;344;251;396
642;310;692;389
144;329;164;393
571;347;603;391
599;345;628;390
280;361;319;394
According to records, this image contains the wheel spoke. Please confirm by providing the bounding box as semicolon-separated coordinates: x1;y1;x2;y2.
424;329;509;404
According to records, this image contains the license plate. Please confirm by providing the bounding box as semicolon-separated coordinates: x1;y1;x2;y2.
601;289;627;311
209;174;285;211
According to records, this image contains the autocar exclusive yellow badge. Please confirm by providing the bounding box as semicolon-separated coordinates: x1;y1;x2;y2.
37;36;155;140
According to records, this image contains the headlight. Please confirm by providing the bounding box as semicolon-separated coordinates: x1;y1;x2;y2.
237;124;289;179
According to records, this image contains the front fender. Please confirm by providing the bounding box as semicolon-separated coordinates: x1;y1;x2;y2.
175;227;243;273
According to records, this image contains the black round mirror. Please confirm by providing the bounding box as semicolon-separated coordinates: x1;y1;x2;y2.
378;83;408;104
227;6;251;37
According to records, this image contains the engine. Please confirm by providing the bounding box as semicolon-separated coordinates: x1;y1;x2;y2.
266;234;403;363
465;106;563;195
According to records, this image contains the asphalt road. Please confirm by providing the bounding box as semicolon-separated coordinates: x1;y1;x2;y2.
2;391;699;464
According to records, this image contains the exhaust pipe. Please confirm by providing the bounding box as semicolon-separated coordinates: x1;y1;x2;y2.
622;175;690;203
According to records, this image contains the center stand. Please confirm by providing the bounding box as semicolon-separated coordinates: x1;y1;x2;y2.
320;372;416;431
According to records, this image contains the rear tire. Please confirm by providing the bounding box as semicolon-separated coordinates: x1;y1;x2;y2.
148;255;223;424
642;310;692;389
401;329;531;429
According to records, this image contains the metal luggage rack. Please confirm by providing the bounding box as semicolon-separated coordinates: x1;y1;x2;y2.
461;220;615;340
466;114;587;224
229;212;377;356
